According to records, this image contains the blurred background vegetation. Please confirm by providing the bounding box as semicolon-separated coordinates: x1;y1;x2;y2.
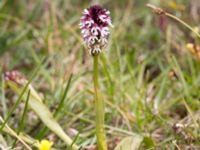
0;0;200;149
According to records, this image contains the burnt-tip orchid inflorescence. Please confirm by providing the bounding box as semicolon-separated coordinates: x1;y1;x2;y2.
80;5;113;55
4;70;27;86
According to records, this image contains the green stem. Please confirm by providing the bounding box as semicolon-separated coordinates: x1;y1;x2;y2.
146;3;200;39
93;54;107;150
165;13;200;39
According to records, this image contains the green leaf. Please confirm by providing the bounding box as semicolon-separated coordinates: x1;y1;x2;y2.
114;135;143;150
7;81;79;150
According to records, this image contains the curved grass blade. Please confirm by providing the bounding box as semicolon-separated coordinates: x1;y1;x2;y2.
7;81;79;150
36;74;73;139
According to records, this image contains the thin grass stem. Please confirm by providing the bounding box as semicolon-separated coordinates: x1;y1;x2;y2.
146;3;200;39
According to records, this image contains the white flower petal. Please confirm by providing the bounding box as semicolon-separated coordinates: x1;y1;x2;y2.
83;9;89;14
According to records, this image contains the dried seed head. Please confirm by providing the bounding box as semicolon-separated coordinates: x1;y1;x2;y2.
146;4;166;15
80;5;113;55
4;70;27;86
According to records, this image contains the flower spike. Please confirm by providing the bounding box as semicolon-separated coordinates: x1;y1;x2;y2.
80;5;113;55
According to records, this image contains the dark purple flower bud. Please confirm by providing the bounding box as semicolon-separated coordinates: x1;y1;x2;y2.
80;5;113;55
4;70;27;86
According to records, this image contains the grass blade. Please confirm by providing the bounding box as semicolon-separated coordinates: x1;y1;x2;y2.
7;81;79;150
36;74;73;139
12;90;31;148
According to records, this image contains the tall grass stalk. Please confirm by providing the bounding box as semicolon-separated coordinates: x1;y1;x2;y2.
146;3;200;39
